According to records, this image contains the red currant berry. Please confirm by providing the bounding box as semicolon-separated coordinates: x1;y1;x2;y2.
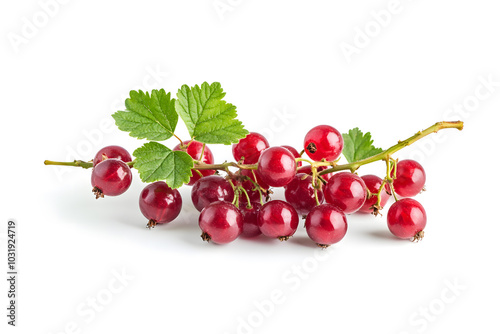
173;140;215;186
191;175;234;212
358;175;391;214
281;145;302;167
139;181;182;228
324;172;367;214
199;201;243;244
393;159;426;197
91;158;132;198
387;198;426;241
232;132;269;164
258;200;299;240
239;202;262;238
305;204;348;247
257;147;297;187
303;125;343;161
284;173;324;216
297;165;333;182
93;145;132;166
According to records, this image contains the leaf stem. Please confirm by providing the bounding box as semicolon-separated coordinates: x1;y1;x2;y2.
173;133;185;146
199;143;206;160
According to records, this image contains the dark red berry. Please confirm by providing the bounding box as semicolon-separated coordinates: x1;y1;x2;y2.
199;201;243;244
393;159;426;197
303;125;343;161
281;145;302;167
191;175;234;212
324;172;367;214
173;140;214;186
91;158;132;198
239;202;262;238
139;181;182;228
258;200;299;240
387;198;426;241
257;147;297;187
232;132;269;164
93;145;132;166
284;173;324;216
358;175;391;214
305;204;348;247
297;165;333;182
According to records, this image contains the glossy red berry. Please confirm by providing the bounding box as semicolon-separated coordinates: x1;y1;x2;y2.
284;173;324;216
239;202;262;238
303;125;343;161
93;145;132;166
393;159;426;197
281;145;302;167
257;147;297;187
191;175;234;212
297;165;333;182
305;204;348;247
387;198;426;241
173;140;214;186
91;158;132;198
139;181;182;228
324;172;367;214
359;175;391;214
258;200;299;240
232;132;269;164
199;201;243;244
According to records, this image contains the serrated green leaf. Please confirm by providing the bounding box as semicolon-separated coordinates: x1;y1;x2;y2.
133;142;193;188
175;82;248;144
342;128;383;163
112;89;178;141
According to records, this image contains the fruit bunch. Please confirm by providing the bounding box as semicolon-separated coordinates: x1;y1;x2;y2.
45;82;463;247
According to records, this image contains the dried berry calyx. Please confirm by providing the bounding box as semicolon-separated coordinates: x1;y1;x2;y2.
92;186;104;199
146;220;157;229
306;142;317;154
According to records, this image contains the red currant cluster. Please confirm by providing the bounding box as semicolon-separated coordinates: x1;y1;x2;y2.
88;124;428;247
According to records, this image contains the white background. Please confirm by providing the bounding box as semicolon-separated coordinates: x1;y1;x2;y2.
1;1;499;333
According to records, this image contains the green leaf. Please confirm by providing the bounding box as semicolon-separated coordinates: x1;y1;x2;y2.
175;82;248;144
112;89;178;141
133;142;193;188
342;128;383;163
